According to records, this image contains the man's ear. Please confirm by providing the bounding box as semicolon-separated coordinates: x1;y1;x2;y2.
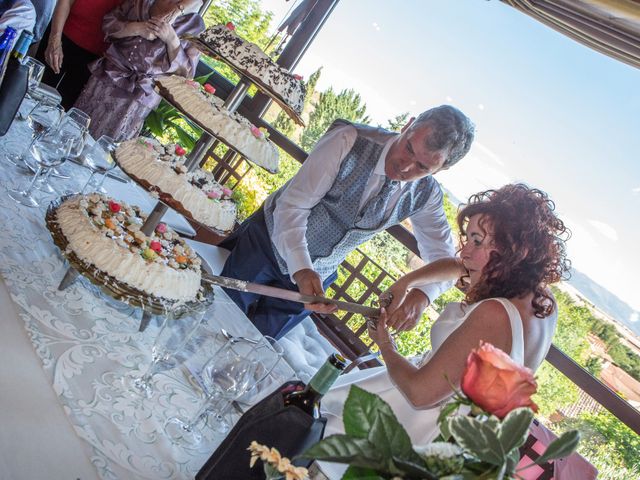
400;116;415;134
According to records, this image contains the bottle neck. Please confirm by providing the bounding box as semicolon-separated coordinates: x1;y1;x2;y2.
12;32;33;63
307;358;344;396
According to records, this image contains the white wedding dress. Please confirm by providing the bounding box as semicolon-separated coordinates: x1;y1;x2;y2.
319;297;555;479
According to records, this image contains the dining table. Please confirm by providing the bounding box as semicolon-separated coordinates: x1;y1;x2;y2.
0;105;297;480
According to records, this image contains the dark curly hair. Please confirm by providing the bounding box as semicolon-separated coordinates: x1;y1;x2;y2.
457;184;571;318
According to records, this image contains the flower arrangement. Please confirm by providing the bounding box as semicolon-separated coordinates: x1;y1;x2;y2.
299;342;580;479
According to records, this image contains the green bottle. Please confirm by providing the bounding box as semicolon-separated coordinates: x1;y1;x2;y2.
283;353;347;417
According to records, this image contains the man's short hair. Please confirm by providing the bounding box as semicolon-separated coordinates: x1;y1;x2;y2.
413;105;475;168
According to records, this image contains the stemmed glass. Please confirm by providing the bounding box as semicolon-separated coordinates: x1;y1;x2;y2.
123;304;207;398
164;335;283;445
7;129;72;207
50;108;91;180
16;57;46;121
6;103;64;168
81;135;116;193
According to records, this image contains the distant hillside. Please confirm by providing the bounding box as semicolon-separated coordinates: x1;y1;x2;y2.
567;269;640;337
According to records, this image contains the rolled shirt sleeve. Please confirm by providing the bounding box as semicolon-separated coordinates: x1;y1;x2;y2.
408;184;457;304
271;125;357;281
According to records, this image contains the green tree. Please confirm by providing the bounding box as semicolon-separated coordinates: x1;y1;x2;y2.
300;87;370;152
385;112;410;132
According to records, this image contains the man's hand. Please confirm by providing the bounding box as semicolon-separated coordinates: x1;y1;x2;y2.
292;268;337;314
385;288;429;332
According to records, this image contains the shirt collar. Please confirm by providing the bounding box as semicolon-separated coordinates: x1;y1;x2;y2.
375;135;405;188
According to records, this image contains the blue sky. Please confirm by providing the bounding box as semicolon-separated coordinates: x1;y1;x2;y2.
259;0;640;313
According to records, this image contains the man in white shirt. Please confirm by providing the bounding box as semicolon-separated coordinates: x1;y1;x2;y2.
219;105;475;339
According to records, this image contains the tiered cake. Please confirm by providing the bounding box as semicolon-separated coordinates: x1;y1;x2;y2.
55;194;202;302
115;137;237;233
155;74;279;173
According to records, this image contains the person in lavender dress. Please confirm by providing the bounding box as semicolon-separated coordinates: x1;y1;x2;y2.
74;0;204;141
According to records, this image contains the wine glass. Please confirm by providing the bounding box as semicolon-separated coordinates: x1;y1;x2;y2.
81;135;116;193
16;57;46;121
123;303;207;398
6;103;64;169
7;129;72;207
50;108;91;180
164;335;283;445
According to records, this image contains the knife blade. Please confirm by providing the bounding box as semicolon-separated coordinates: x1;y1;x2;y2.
202;273;380;317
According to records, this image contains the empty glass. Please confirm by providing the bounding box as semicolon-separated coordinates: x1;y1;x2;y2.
164;335;283;445
16;57;47;121
123;304;207;398
6;103;63;168
7;129;72;207
50;108;91;180
81;135;116;193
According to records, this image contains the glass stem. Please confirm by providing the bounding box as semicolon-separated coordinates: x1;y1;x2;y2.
23;166;44;196
185;392;224;431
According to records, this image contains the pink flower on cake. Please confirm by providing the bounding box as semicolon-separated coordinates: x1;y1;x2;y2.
186;79;199;88
250;125;264;139
108;201;121;213
225;22;235;31
149;240;162;253
207;190;221;200
222;187;233;197
204;84;216;94
293;74;303;81
174;145;186;156
155;223;167;234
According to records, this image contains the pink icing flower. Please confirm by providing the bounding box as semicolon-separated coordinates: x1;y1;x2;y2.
250;125;264;139
293;74;303;81
222;187;233;197
186;79;199;88
204;84;216;94
149;240;162;253
225;22;235;31
207;190;221;199
174;145;186;156
108;201;121;213
155;223;167;234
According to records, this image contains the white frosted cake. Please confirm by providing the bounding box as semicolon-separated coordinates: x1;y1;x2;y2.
115;137;237;233
198;23;306;118
155;74;279;173
55;194;201;302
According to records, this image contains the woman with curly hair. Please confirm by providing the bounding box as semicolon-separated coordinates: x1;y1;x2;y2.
320;184;571;465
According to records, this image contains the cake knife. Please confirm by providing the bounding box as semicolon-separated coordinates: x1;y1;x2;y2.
201;273;380;317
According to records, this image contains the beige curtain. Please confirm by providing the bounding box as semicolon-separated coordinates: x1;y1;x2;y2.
501;0;640;68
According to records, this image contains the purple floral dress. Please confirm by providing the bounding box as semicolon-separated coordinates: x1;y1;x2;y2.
74;0;204;141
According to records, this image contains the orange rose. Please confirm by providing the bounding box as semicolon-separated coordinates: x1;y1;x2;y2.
461;341;538;418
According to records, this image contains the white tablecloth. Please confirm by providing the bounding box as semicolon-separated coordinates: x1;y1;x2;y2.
0;117;295;479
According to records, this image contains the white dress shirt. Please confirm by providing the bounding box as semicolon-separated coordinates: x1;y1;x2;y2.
267;124;456;303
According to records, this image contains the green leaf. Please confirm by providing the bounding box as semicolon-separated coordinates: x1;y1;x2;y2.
144;110;164;136
194;72;214;85
343;386;419;463
300;434;385;470
437;401;461;427
167;122;196;150
439;415;454;442
342;466;386;480
534;430;581;464
449;416;505;465
498;408;534;453
391;456;437;480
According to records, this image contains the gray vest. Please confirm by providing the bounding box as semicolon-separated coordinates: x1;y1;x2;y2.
264;120;437;279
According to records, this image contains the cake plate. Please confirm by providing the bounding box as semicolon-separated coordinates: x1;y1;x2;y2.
185;35;305;127
46;195;215;331
155;86;279;174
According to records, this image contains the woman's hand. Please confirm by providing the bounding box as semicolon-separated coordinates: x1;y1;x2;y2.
379;278;410;313
367;308;396;352
147;17;179;48
45;36;64;74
